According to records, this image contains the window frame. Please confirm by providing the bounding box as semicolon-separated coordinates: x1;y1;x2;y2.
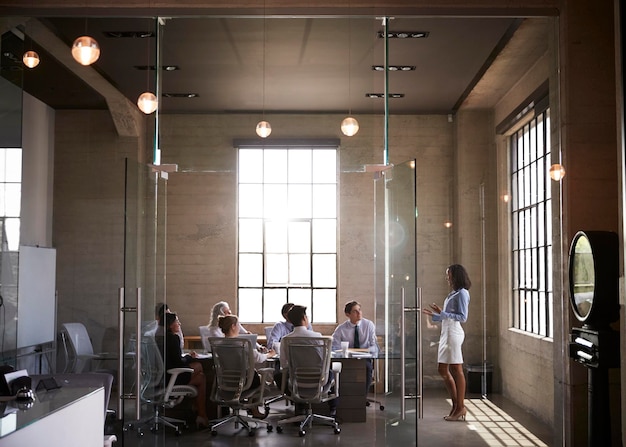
235;140;339;324
509;108;553;338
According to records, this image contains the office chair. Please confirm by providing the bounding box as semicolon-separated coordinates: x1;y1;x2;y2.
125;336;198;436
59;322;117;374
198;325;211;352
207;337;273;437
275;336;341;437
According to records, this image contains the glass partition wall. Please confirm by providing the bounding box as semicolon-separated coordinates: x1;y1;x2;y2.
1;12;508;445
374;160;418;426
0;28;23;368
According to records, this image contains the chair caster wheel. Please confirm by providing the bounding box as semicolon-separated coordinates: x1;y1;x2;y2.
276;425;283;433
267;425;273;432
248;430;255;437
211;430;217;436
334;427;341;434
366;401;371;407
299;430;306;437
379;405;385;410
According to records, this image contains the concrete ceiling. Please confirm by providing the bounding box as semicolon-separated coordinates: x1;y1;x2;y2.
1;16;549;118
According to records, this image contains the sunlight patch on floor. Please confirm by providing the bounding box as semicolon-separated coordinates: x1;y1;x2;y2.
458;398;549;447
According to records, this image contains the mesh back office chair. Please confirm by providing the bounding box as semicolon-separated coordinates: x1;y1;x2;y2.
59;322;117;374
207;337;273;436
276;336;341;437
125;336;198;436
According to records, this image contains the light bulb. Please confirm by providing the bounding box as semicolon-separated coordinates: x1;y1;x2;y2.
549;163;566;181
137;92;158;114
71;36;100;66
341;116;359;136
22;51;40;68
256;120;272;138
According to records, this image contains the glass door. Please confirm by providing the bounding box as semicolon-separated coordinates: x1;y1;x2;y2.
119;160;168;439
374;159;418;428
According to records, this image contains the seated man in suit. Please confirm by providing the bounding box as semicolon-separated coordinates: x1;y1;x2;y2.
332;300;378;395
280;305;337;418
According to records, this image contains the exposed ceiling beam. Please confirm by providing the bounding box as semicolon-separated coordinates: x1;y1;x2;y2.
27;18;143;137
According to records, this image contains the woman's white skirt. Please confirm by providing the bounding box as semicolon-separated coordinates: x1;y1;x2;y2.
437;319;465;364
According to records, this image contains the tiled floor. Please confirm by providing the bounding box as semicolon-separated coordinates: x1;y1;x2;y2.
114;388;553;447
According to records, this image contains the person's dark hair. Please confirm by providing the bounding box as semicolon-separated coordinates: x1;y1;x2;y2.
281;303;294;318
344;300;360;315
164;312;178;331
157;303;169;326
218;315;238;334
287;305;307;326
448;264;471;290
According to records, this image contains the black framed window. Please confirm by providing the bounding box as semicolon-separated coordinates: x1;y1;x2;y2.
236;142;338;324
510;109;553;337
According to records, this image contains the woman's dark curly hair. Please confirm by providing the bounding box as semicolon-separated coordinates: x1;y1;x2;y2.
448;264;471;290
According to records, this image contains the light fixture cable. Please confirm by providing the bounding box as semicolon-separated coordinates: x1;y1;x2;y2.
256;3;271;138
341;6;359;137
137;20;158;115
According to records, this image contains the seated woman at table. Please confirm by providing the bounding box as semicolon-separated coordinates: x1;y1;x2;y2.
218;314;276;419
159;312;209;428
206;301;251;337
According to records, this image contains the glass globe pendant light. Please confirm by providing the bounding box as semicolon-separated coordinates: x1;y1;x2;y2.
137;92;158;114
256;7;271;138
256;121;272;138
341;116;359;137
549;163;566;181
22;50;40;68
341;14;359;137
71;36;100;66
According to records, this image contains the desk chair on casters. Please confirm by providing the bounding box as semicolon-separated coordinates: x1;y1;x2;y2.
207;337;273;437
124;336;198;437
60;322;117;374
275;336;342;437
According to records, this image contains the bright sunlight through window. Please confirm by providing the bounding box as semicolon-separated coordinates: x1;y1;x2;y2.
237;145;337;324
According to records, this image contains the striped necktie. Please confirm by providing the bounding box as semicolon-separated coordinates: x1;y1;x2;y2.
354;325;360;348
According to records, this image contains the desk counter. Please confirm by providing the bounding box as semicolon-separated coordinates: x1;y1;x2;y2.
0;386;104;447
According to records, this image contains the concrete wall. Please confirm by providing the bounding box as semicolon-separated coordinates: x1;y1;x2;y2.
159;113;454;340
492;47;555;423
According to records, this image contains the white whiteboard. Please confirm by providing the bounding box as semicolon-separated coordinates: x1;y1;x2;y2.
17;245;56;348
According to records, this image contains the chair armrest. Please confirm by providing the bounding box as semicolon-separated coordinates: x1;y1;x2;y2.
331;362;342;374
166;367;194;376
258;367;275;385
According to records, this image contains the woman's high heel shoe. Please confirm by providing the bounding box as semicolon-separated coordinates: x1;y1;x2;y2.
196;416;210;429
444;408;467;422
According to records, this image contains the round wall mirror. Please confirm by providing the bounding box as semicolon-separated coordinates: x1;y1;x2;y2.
568;230;619;327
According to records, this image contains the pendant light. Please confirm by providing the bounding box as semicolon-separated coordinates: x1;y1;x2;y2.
138;92;158;114
549;163;566;181
341;7;359;136
22;22;40;68
256;6;271;138
137;27;158;114
23;50;40;69
72;35;100;66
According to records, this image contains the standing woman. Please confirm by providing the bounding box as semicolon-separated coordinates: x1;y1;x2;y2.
423;264;471;421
